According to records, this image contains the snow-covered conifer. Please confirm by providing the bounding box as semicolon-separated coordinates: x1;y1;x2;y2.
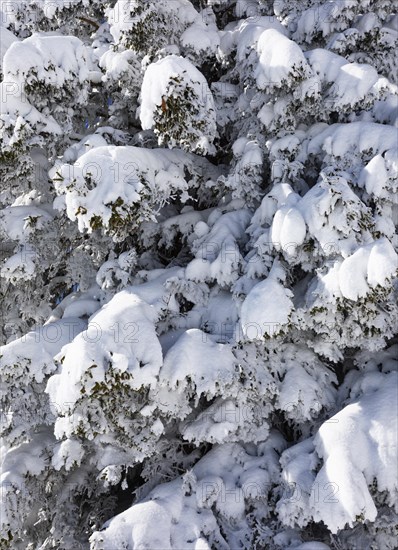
1;1;397;548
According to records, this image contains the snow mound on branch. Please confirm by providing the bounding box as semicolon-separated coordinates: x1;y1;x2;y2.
305;49;389;109
292;1;355;43
309;238;398;303
3;33;89;95
0;318;86;385
278;371;398;533
338;238;398;300
46;290;162;408
51;145;219;235
274;344;337;423
255;29;311;91
270;204;306;256
221;16;287;60
0;205;53;242
159;329;235;402
181;9;220;59
307;122;398;161
359;151;398;199
187;208;251;286
0;87;61;136
1;32;89;140
139;55;216;154
90;437;285;550
296;172;373;258
1;0;98;25
240;261;293;340
108;0;197;46
154;329;239;428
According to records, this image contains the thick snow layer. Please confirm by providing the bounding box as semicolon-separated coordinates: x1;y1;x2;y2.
250;183;301;228
0;86;61;135
0;205;53;242
314;371;398;532
359;151;398;199
1;32;89;138
52;145;219;233
90;439;284;550
220;16;287;61
278;371;398;533
305;49;388;109
139;54;216;153
1;0;96;25
108;0;197;46
1;247;37;282
3;33;89;91
46;290;163;408
270;205;306;256
188;209;251;286
181;14;220;57
307;122;398;161
159;329;235;400
240;261;293;339
255;29;311;90
292;1;353;43
338;238;398;300
0;317;86;384
296;173;373;258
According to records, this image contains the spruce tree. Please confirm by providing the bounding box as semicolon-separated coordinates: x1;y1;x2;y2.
1;1;397;548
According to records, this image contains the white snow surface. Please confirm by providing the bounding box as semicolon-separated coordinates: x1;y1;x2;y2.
3;33;89;90
278;371;398;533
255;29;311;90
240;261;293;339
139;54;216;153
52;145;219;233
90;437;285;550
0;26;18;73
338;238;398;300
108;0;198;45
46;290;163;408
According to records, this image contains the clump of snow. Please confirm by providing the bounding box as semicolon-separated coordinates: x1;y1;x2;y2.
306;49;390;109
338;238;398;300
297;172;373;258
46;290;162;407
159;329;236;401
90;438;285;550
108;0;197;48
0;205;53;242
187;208;251;286
278;371;398;533
51;145;219;236
240;261;293;339
139;55;216;154
255;29;312;91
3;33;89;102
0;317;86;385
220;16;287;61
307;122;398;161
359;151;398;199
180;8;220;61
270;205;306;257
1;32;89;146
